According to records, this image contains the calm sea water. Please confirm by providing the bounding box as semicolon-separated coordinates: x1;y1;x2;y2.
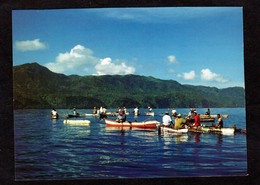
14;108;247;180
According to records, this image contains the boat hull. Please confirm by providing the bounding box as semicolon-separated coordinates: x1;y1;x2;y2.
201;127;235;135
67;114;81;118
200;114;229;118
105;119;159;128
63;120;91;124
160;126;188;134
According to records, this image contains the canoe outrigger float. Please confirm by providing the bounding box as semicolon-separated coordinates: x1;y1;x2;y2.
104;119;159;128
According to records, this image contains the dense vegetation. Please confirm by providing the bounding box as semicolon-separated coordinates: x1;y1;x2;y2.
13;63;245;109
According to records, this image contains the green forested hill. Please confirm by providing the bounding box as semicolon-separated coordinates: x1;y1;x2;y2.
13;63;245;109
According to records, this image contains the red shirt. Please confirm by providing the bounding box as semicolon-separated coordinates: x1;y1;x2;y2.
194;115;201;126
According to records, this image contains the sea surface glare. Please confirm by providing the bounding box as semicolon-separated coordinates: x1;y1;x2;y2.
14;108;247;180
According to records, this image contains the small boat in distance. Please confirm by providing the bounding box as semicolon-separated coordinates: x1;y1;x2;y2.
67;114;81;118
145;112;155;116
63;120;91;124
199;114;229;118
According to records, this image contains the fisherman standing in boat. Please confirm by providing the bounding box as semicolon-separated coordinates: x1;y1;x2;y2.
73;107;77;115
93;107;97;114
51;108;58;118
174;114;186;129
134;107;139;116
215;114;223;128
148;107;152;112
162;112;173;127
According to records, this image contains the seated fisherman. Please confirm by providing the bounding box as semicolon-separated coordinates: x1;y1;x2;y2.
162;112;173;127
174;114;186;129
117;110;126;123
191;111;201;128
205;108;211;115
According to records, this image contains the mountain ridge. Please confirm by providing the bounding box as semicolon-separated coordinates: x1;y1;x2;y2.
13;63;245;109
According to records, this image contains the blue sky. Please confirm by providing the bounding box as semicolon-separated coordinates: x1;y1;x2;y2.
12;7;244;88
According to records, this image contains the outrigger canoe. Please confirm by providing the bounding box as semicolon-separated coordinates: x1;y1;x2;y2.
105;119;159;128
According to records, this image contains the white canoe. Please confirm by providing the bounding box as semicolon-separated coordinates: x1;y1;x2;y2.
84;113;99;116
63;120;91;124
201;127;235;135
105;119;159;128
160;126;188;134
145;112;155;116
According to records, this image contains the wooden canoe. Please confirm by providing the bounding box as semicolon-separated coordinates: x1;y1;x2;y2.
187;117;215;122
201;126;235;135
67;114;81;118
105;119;159;128
199;114;229;118
63;120;91;124
160;126;188;134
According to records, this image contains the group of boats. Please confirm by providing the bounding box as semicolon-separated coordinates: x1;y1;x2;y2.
60;117;244;135
52;109;245;135
103;119;244;135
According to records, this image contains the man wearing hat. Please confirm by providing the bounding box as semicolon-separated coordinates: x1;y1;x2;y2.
174;114;187;129
162;112;173;127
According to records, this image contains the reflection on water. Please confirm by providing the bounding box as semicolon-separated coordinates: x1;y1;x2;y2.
14;108;247;179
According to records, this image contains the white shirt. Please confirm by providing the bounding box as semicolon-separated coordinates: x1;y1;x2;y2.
134;108;138;113
172;109;176;114
162;115;172;126
52;110;57;116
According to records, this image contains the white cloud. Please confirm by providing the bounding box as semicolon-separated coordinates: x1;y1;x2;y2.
201;68;228;83
15;39;47;51
46;45;136;75
183;70;196;80
167;55;179;65
45;45;99;74
95;57;135;75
